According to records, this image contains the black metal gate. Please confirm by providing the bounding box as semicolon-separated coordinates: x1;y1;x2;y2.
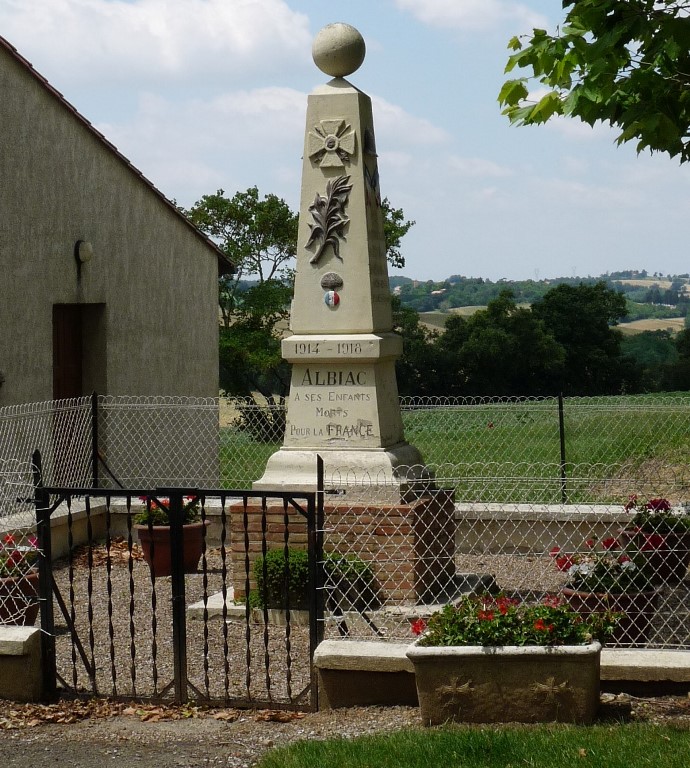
34;474;324;709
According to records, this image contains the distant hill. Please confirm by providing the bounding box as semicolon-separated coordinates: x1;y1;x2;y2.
393;271;689;336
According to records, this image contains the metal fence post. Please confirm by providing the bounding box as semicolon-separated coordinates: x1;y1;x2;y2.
32;449;57;700
308;456;325;709
165;488;189;703
558;393;567;503
91;391;99;489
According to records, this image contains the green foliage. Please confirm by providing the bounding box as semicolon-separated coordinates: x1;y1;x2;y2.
218;279;292;399
381;197;415;269
391;295;442;396
438;290;565;396
532;282;636;395
251;548;376;610
416;594;616;647
620;331;678;391
500;1;690;163
186;187;298;329
253;548;310;610
134;496;201;526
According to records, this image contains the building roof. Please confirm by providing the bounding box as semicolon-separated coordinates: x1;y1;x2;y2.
0;34;233;276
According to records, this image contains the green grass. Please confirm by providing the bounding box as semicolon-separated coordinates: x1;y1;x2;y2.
256;723;690;768
219;428;280;489
219;392;690;500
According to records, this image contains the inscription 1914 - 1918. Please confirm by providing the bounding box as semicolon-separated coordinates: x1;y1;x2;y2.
293;342;363;356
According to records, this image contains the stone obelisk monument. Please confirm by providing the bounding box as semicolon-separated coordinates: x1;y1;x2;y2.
254;23;424;491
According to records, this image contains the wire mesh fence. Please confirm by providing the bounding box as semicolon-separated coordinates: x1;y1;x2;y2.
0;458;42;625
318;464;690;648
2;393;690;496
2;393;690;649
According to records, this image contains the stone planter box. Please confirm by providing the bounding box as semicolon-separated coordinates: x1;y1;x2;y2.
406;641;601;725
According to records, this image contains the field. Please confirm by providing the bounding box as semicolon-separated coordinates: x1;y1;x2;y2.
618;317;685;335
219;393;690;504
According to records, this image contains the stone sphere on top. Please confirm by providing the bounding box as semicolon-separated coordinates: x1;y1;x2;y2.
312;23;366;77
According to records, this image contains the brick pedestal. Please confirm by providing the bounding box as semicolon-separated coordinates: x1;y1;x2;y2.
231;490;456;605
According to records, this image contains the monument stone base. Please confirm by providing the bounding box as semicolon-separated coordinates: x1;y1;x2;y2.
252;443;428;495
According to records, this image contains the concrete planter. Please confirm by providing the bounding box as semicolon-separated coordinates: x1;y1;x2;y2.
406;641;601;725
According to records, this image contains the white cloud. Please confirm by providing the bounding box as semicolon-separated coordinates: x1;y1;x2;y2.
0;0;311;86
448;156;513;178
371;96;450;146
393;0;546;31
97;86;307;203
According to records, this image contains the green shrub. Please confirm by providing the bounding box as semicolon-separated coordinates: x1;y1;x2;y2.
253;548;310;610
251;548;378;611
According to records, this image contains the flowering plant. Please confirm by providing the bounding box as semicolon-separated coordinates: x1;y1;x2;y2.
624;495;690;535
550;536;655;593
412;594;617;647
135;496;200;526
0;532;39;577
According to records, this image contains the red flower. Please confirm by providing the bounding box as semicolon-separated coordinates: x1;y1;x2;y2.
601;537;619;550
618;554;631;564
585;539;595;549
646;498;671;512
410;618;427;636
495;596;518;608
533;618;554;632
624;494;638;511
478;610;495;622
555;555;574;572
549;546;560;558
640;533;667;552
543;596;561;608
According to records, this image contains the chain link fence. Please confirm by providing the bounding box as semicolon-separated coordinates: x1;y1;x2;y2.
318;465;690;648
0;458;42;624
1;393;690;647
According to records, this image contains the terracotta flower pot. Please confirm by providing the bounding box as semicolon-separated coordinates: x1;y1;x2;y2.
0;569;40;626
135;521;209;578
619;528;690;584
561;587;659;646
406;641;601;725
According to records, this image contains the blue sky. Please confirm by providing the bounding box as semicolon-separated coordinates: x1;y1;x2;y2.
3;0;689;282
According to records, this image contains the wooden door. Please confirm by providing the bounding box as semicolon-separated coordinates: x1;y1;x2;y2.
53;305;83;399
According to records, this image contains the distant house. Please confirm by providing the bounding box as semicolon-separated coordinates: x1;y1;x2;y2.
0;35;232;408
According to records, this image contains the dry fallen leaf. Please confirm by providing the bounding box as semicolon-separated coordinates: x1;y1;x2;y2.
254;710;306;723
212;710;240;722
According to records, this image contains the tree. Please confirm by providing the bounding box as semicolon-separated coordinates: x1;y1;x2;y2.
186;187;298;328
382;198;415;269
499;1;690;162
439;291;565;396
391;296;442;396
532;282;637;394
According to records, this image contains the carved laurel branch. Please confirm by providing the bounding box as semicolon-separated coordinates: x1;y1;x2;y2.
305;175;353;265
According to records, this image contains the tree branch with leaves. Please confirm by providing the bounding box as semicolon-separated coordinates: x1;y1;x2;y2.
499;1;690;162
